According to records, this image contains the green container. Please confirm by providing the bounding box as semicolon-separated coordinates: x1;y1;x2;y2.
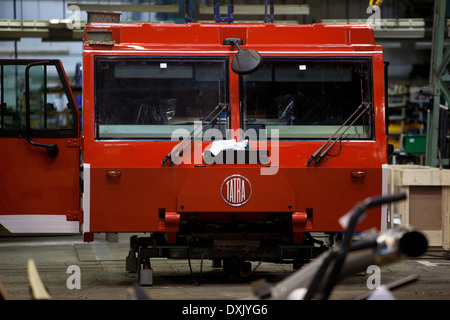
404;134;426;154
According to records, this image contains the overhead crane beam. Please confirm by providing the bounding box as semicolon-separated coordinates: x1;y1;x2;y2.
0;19;84;41
66;3;179;13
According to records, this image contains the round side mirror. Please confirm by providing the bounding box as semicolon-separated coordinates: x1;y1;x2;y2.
231;48;263;75
225;38;262;75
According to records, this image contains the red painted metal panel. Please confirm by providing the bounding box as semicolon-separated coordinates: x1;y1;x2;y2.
87;165;382;233
0;59;81;230
82;22;387;239
0;138;80;215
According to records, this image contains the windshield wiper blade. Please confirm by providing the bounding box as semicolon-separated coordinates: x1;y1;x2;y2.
306;102;371;166
161;103;229;166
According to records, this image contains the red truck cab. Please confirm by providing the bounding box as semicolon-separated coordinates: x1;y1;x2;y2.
0;14;387;283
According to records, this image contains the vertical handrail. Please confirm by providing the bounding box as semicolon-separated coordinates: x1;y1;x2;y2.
25;61;59;158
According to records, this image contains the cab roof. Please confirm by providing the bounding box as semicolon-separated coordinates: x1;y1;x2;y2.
84;22;379;52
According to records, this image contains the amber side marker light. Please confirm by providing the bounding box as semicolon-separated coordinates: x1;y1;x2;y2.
107;171;121;178
351;171;366;178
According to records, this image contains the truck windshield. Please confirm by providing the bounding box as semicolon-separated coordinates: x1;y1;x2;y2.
240;57;374;140
95;56;229;140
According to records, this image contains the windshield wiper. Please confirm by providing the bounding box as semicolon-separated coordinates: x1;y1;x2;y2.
161;103;229;166
306;102;371;166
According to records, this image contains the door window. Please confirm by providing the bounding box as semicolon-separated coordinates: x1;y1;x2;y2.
0;61;77;137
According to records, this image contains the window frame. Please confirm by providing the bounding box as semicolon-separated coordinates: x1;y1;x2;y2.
93;55;230;141
0;60;78;138
238;56;375;141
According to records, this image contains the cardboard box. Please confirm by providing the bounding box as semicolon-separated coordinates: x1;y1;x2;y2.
388;165;450;249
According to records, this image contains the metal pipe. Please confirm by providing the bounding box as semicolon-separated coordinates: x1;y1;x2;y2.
248;226;427;300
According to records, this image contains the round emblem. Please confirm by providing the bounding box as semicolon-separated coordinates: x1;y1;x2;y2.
221;174;252;207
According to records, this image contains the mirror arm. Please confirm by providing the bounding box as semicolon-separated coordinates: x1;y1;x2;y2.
224;37;262;75
223;37;243;47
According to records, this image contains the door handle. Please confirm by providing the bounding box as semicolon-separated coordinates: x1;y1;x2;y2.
27;138;59;158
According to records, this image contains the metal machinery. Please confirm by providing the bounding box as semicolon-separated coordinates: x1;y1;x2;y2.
426;0;450;168
0;6;388;284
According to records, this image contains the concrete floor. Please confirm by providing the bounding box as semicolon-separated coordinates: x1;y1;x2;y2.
0;233;449;301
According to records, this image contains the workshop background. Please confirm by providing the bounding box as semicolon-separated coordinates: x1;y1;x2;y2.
0;0;440;165
1;0;449;303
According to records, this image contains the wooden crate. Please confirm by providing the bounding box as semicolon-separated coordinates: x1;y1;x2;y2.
388;165;450;249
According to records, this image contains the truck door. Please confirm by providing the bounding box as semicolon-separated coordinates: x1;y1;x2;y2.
0;60;81;234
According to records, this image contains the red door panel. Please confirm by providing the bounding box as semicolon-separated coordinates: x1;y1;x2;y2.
0;60;81;233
